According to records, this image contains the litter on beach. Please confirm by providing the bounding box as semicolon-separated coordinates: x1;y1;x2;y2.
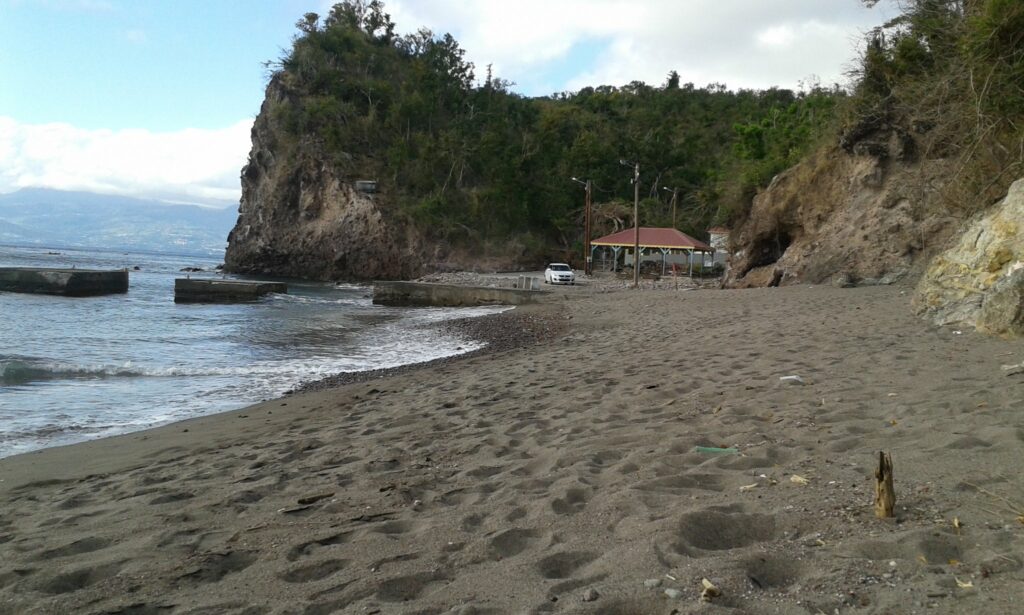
694;446;739;455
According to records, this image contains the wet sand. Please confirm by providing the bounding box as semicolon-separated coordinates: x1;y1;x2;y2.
2;283;1023;614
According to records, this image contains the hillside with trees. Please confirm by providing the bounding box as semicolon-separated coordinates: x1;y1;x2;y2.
724;0;1024;288
225;0;1023;286
225;0;840;278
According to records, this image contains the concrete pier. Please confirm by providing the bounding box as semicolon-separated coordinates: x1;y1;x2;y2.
0;267;129;297
174;278;287;303
373;281;547;307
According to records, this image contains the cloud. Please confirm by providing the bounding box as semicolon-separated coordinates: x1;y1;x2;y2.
385;0;897;94
0;116;252;206
124;29;147;44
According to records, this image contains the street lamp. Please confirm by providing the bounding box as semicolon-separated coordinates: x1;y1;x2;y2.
620;160;640;288
662;186;679;229
571;177;593;275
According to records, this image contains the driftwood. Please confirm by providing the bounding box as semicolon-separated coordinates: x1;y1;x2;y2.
874;451;896;518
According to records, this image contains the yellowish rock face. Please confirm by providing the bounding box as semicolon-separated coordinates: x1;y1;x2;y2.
915;178;1024;334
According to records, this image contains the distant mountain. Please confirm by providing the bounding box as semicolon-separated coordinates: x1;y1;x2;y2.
0;188;238;256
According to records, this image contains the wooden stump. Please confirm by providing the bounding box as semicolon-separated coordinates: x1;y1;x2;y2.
874;451;896;518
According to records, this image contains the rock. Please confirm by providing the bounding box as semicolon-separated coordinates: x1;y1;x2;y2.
915;177;1024;336
731;264;784;288
223;77;427;282
664;588;683;599
643;578;662;589
581;588;599;602
976;268;1024;338
832;272;856;288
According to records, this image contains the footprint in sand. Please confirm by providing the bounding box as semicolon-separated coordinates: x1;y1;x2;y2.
36;561;123;595
743;554;807;590
286;531;352;562
672;508;777;555
278;559;347;583
535;551;599;580
487;528;542;560
374;570;450;602
176;550;256;586
550;487;590;515
35;536;111;560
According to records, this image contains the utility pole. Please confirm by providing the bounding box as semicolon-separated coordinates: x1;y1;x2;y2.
584;179;593;276
631;162;640;289
572;177;594;276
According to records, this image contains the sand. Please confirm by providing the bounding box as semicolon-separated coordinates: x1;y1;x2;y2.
2;283;1024;615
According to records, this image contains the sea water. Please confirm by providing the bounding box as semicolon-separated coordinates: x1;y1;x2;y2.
0;245;506;458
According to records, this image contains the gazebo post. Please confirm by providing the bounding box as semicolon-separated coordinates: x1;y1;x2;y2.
688;249;694;277
660;248;670;276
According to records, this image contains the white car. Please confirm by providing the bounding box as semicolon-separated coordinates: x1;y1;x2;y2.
544;263;575;285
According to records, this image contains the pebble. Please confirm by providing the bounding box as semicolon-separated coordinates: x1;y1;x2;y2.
644;578;662;588
581;588;599;602
664;588;683;599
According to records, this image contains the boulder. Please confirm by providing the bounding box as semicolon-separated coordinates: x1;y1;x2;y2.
831;272;856;288
914;178;1024;336
976;267;1024;338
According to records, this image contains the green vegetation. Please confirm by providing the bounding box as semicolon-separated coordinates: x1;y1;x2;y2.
266;1;840;263
848;0;1024;212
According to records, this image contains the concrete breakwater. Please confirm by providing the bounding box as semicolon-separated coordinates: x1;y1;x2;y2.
0;267;129;296
373;281;547;307
174;278;287;303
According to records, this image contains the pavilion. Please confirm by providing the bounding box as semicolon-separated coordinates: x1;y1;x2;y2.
590;227;714;275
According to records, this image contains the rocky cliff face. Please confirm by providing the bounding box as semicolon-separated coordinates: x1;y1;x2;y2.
724;132;957;289
914;178;1024;338
224;80;427;281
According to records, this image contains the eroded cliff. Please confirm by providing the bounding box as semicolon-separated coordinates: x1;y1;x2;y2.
723;129;958;289
224;80;427;281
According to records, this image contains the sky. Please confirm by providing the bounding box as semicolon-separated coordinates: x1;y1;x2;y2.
0;0;898;207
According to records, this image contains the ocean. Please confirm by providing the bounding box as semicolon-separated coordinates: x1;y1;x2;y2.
0;245;506;458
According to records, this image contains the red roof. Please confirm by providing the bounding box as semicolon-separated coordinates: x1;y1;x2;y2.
591;227;713;251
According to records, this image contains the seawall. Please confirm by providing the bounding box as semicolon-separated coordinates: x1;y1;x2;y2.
0;267;129;297
174;279;287;303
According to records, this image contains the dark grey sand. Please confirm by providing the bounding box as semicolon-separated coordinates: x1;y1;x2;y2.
2;284;1023;614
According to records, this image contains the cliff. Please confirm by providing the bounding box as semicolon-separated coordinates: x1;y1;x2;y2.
223;80;427;281
723;134;956;288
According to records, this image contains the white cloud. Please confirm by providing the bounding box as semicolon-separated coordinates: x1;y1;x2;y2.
0;116;252;206
385;0;898;94
124;29;147;44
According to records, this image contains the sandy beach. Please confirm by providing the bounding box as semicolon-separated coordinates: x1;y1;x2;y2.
2;283;1023;615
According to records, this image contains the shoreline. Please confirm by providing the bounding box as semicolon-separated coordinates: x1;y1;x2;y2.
3;284;1023;614
0;297;564;462
288;301;567;395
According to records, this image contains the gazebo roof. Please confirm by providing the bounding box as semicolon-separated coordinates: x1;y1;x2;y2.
591;227;713;251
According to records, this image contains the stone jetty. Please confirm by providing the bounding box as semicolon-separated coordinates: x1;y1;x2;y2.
0;267;129;296
174;278;287;303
